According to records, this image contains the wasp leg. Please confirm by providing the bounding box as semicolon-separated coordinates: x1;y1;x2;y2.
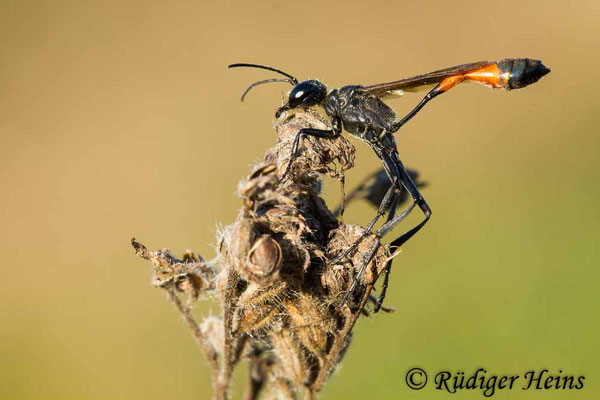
332;185;396;264
339;151;402;304
281;128;338;179
377;154;432;242
341;152;431;306
373;155;432;311
390;84;444;132
332;140;408;264
370;193;401;312
386;193;400;220
331;170;379;218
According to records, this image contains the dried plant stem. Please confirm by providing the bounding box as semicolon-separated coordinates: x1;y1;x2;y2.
165;289;220;384
216;271;240;400
133;107;395;399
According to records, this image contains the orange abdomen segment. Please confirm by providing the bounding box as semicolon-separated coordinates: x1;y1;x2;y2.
464;63;507;88
438;59;550;93
437;63;506;92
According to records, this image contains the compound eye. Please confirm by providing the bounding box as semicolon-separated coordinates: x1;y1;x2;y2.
293;90;307;100
289;87;310;107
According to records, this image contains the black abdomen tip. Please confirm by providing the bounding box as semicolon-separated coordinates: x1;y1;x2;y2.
498;58;550;90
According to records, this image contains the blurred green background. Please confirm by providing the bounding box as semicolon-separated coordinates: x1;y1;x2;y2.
1;0;599;399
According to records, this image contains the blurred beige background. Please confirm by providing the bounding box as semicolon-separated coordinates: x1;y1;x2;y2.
1;0;599;399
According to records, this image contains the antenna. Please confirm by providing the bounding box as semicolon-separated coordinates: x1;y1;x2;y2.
229;63;299;101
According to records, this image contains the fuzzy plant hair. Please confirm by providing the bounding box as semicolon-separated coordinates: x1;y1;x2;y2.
132;106;396;400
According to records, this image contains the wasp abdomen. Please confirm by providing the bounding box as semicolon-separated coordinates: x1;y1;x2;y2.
498;58;550;90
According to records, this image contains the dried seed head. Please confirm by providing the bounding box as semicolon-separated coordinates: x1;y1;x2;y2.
219;217;258;281
182;249;205;264
269;329;309;386
232;306;278;336
133;107;395;399
274;109;355;183
249;163;278;180
238;163;294;210
284;294;333;363
176;274;204;305
237;281;287;308
246;235;283;283
222;216;284;286
232;282;287;336
239;164;278;199
131;239;214;304
322;224;389;303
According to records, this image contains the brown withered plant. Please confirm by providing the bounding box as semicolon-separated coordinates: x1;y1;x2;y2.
132;107;398;400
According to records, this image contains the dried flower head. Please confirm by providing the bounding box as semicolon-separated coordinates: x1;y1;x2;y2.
133;107;393;400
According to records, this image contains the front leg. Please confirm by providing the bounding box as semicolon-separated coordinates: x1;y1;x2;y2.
281;117;341;180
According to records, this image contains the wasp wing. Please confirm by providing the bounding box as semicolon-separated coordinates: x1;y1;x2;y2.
364;61;493;97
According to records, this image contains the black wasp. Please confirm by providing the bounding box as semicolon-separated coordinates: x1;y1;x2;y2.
230;59;550;308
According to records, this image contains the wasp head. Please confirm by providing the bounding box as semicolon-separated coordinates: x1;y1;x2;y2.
276;80;327;118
